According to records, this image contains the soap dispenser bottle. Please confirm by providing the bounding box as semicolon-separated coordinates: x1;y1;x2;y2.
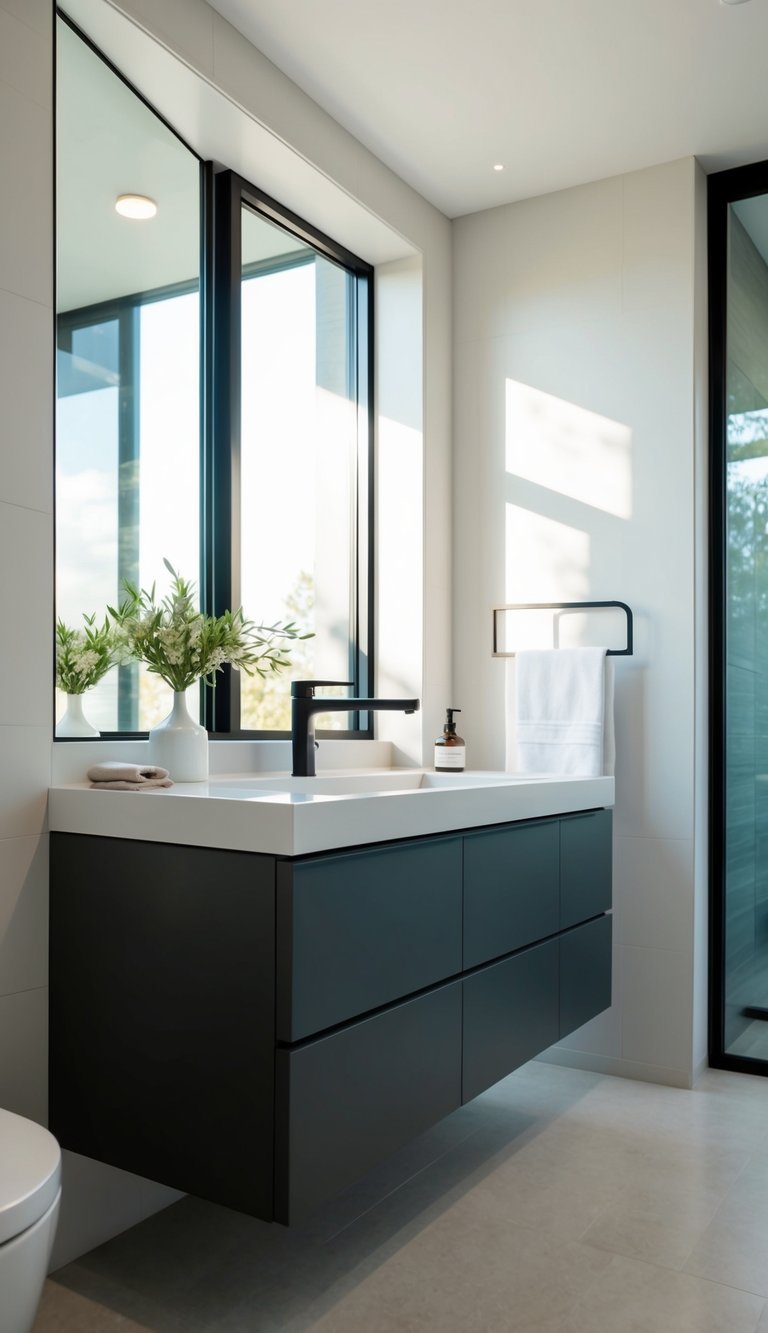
434;708;465;772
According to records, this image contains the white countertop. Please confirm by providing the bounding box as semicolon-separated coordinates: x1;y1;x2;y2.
48;769;615;857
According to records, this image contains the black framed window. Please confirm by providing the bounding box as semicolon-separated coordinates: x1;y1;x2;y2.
56;16;374;739
709;158;768;1074
203;171;373;737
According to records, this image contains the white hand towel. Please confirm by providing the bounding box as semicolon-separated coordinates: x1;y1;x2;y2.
87;762;170;784
509;648;614;777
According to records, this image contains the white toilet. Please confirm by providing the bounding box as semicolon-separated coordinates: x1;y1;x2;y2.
0;1109;61;1333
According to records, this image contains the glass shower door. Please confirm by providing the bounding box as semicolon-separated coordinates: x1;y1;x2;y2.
721;191;768;1065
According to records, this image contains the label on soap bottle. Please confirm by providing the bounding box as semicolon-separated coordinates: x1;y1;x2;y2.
434;745;466;770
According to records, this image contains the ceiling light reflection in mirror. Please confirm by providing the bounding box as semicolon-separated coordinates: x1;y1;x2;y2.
57;21;198;312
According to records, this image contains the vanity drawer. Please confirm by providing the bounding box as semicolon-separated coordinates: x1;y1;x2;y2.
462;939;559;1102
559;914;612;1038
275;981;462;1223
560;809;613;929
276;837;462;1041
463;820;559;968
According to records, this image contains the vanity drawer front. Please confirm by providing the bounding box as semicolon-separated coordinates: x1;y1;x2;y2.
560;809;612;930
559;914;612;1038
462;939;559;1103
463;820;559;968
275;981;462;1223
277;837;462;1042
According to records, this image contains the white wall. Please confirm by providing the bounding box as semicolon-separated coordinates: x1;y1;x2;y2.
0;0;453;1269
453;158;706;1087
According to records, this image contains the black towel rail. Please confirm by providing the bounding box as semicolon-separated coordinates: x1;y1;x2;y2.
492;600;634;658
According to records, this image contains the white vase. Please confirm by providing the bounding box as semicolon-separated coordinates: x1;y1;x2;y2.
57;693;99;738
149;690;209;782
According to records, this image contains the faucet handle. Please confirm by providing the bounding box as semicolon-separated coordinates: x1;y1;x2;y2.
290;680;354;698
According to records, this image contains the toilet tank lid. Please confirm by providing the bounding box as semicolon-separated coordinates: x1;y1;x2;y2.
0;1109;61;1245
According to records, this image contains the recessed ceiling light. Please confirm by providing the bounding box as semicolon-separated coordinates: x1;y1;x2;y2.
115;194;157;220
493;164;504;172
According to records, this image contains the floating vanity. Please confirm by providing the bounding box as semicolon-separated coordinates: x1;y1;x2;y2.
48;770;613;1224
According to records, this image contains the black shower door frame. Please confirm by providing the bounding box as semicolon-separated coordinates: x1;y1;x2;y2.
709;157;768;1074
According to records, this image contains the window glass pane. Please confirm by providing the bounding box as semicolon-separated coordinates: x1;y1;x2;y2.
239;206;359;731
55;19;200;732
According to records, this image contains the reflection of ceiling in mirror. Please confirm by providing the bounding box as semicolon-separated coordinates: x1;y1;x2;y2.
57;22;307;313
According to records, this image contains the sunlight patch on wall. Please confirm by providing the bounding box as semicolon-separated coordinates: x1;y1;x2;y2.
505;379;632;519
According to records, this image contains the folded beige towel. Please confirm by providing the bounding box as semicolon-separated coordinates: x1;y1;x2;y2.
87;762;170;784
89;778;173;791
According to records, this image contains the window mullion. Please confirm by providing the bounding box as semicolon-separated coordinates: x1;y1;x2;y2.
205;169;243;735
117;302;140;732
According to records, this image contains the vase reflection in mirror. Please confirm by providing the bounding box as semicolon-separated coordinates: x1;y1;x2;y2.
56;693;99;738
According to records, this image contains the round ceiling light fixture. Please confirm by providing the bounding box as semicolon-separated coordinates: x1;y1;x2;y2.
720;1;751;6
115;193;157;219
493;163;504;172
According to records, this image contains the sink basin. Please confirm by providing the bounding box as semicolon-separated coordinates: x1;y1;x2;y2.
208;769;532;797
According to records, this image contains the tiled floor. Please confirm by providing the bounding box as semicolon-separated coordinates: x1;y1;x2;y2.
34;1062;768;1332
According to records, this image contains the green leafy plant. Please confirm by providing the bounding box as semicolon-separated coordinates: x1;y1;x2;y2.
110;559;311;693
55;614;118;695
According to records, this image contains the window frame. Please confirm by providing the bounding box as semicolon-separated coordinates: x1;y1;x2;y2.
203;169;375;739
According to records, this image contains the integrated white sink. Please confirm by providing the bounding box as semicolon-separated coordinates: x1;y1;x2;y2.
209;769;540;797
49;767;615;857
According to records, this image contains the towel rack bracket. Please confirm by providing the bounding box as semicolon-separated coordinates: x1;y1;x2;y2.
492;600;633;658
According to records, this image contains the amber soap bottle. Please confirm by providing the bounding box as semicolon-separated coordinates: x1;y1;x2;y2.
434;708;465;772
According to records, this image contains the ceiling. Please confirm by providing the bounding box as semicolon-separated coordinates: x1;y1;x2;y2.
207;0;768;219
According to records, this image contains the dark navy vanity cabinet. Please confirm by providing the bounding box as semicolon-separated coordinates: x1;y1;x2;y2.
50;808;612;1224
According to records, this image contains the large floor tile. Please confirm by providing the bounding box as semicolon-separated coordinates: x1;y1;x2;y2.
579;1182;722;1271
35;1065;768;1333
684;1216;768;1297
539;1253;765;1333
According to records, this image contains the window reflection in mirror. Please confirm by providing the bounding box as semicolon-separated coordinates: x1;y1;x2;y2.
55;19;200;733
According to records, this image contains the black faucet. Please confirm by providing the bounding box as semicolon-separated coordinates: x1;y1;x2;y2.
291;681;420;777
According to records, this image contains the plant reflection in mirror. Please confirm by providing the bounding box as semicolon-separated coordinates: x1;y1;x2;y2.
55;615;120;695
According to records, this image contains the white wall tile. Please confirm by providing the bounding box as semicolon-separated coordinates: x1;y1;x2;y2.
621;945;694;1071
0;984;47;1122
0;79;52;307
0;726;50;838
613;836;694;953
453;175;623;345
0;834;48;996
0;5;51;107
0;501;52;723
622;159;695;313
0;289;53;513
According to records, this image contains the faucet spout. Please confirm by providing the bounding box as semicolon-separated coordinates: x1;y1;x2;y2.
290;681;420;777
